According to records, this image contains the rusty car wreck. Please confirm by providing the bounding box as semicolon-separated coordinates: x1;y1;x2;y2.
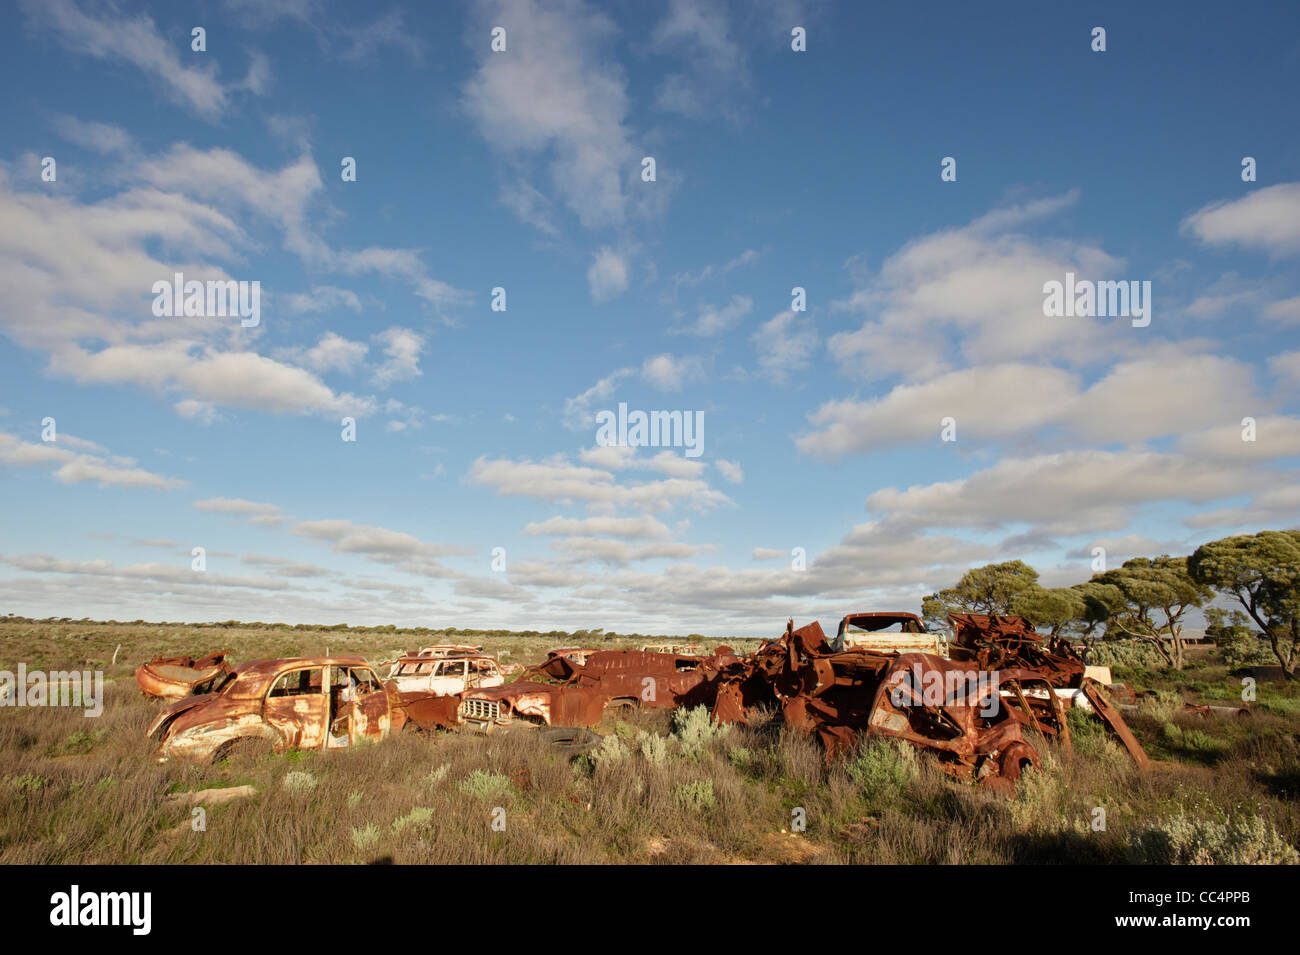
456;646;738;731
708;614;1147;785
135;650;232;700
148;656;398;763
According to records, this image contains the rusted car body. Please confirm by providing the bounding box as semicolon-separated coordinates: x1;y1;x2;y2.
134;651;231;700
543;646;602;666
831;612;946;655
388;651;504;696
148;657;397;763
457;647;737;731
640;643;705;655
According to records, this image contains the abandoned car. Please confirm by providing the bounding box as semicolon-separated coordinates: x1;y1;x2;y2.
457;647;737;731
387;651;505;695
830;612;946;655
148;657;397;763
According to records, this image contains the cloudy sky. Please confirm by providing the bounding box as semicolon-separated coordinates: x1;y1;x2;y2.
1;0;1297;636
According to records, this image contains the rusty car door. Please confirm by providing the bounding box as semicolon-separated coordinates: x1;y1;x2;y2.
263;666;327;751
347;666;391;743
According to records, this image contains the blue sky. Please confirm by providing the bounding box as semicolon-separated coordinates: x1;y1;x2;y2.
1;0;1297;636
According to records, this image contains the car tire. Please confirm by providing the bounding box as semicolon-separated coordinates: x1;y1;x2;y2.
538;726;601;755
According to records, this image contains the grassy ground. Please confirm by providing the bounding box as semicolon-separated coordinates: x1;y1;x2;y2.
0;620;1297;864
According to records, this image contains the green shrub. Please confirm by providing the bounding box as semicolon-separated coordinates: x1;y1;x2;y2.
672;780;717;813
350;823;382;851
592;734;630;767
281;771;317;796
458;770;514;802
672;706;727;757
637;731;669;765
391;807;434;833
849;739;920;803
1128;813;1298;865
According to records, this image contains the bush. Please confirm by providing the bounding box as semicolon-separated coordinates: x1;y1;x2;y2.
672;780;717;813
849;739;920;804
458;770;514;802
350;823;381;851
591;734;630;767
391;807;434;833
672;706;727;757
1128;813;1298;865
637;731;669;765
281;771;317;797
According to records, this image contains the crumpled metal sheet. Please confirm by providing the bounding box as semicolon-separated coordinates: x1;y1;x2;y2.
134;650;231;699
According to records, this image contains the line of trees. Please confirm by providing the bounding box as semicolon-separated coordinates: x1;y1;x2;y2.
921;530;1300;677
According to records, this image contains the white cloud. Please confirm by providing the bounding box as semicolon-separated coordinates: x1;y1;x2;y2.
285;286;363;315
1263;296;1300;324
866;449;1270;534
587;247;630;303
799;351;1262;459
370;327;425;388
523;515;674;539
1182;182;1300;256
715;459;743;483
752;310;818;383
827;190;1127;381
193;497;286;526
681;294;753;336
463;0;639;231
1270;351;1300;388
467;454;732;513
22;0;264;119
641;353;702;391
563;368;634;430
0;431;184;491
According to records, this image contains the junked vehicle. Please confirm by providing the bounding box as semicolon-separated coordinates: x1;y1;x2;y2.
640;643;705;655
457;647;737;731
830;612;945;655
148;657;398;763
135;650;231;699
388;651;504;695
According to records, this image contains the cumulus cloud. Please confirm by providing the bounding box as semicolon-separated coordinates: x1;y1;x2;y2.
463;0;639;231
587;247;630;303
641;353;703;391
1182;182;1300;256
370;327;426;388
752;310;818;383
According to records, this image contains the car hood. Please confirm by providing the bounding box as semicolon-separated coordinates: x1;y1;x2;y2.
147;692;217;738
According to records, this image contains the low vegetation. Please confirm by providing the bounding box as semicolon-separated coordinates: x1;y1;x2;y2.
0;618;1297;864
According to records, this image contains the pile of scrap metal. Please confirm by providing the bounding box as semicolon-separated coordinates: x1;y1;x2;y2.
135;650;232;699
709;614;1149;787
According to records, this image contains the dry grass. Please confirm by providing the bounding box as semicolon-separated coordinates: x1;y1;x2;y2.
0;619;1296;864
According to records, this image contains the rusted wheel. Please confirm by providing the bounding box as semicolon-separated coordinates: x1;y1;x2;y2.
214;736;275;767
996;741;1041;783
603;698;638;717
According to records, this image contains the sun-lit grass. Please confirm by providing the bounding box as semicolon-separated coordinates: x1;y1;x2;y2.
0;619;1296;864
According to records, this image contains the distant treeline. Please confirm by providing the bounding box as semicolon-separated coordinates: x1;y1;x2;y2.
0;615;718;644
